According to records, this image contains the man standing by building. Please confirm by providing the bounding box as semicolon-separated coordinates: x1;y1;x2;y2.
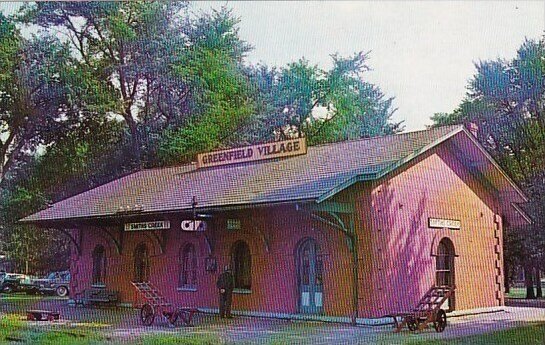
216;266;234;318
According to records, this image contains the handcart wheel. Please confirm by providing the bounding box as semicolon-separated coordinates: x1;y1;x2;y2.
167;310;178;326
433;310;447;332
406;316;418;331
140;303;155;326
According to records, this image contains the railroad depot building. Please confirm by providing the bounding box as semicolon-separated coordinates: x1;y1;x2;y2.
21;125;530;323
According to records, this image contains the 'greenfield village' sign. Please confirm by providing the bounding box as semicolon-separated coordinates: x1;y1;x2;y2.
196;138;307;168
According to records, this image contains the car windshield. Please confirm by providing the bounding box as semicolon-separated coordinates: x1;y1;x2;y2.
47;273;56;279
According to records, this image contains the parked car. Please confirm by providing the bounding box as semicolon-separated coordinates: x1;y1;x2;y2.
32;271;70;297
1;273;39;294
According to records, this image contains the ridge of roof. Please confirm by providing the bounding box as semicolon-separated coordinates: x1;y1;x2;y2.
309;124;462;149
139;124;465;173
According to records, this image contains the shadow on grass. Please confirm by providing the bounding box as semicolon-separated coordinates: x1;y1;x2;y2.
404;322;545;345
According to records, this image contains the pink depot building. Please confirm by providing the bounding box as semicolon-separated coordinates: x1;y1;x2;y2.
21;125;530;324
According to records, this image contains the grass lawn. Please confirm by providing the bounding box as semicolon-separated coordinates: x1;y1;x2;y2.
507;287;545;300
507;288;529;299
406;323;545;345
0;314;222;345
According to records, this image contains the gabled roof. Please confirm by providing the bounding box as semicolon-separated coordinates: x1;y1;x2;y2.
20;125;528;224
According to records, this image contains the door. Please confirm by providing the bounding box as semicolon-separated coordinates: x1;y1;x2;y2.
297;238;323;314
436;238;455;311
134;243;150;283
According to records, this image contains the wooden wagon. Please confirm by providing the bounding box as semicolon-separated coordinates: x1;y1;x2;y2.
131;282;199;327
389;285;455;333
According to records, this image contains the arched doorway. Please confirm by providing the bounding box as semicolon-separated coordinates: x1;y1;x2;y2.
134;243;150;283
296;238;323;314
436;237;455;311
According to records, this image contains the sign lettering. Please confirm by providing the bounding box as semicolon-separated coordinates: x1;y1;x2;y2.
227;219;241;231
124;221;170;232
428;218;461;230
181;220;206;232
196;138;307;168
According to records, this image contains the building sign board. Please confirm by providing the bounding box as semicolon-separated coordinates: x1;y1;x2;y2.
196;138;307;169
227;219;241;231
181;220;206;232
124;220;170;232
428;218;461;230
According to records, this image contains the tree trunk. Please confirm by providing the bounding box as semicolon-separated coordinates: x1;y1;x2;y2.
525;265;536;299
536;268;543;298
123;105;141;167
504;262;510;293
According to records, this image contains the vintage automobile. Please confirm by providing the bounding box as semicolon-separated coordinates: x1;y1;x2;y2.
32;271;70;297
0;273;39;294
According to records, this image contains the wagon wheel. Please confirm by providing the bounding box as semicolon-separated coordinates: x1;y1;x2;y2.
406;316;418;332
167;310;178;326
433;310;447;332
140;303;155;326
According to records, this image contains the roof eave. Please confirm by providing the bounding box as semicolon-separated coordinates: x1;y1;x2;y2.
511;202;533;225
18;197;320;226
317;125;465;203
459;127;529;203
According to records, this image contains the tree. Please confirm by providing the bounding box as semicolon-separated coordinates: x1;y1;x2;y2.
157;7;254;164
0;186;70;274
242;52;401;145
21;1;192;167
0;14;75;185
431;38;545;298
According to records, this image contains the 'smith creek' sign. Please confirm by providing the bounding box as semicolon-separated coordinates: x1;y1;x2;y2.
124;220;170;232
428;218;461;230
196;138;307;169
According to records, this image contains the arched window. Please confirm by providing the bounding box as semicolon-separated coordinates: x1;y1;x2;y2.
134;243;150;283
231;241;251;290
179;244;197;289
92;245;106;286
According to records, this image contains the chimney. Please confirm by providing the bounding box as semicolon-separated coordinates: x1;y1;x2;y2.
466;122;478;138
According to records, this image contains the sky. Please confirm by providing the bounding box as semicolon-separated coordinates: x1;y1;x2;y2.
1;1;544;130
193;1;544;130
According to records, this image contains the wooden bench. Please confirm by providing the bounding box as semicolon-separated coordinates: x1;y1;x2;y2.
74;288;119;308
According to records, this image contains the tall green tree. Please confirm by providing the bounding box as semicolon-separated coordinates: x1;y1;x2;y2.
431;38;545;298
157;8;255;164
0;13;76;185
21;1;192;166
242;52;401;145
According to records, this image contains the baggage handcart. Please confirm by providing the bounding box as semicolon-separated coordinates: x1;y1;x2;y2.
389;285;454;333
131;281;199;327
